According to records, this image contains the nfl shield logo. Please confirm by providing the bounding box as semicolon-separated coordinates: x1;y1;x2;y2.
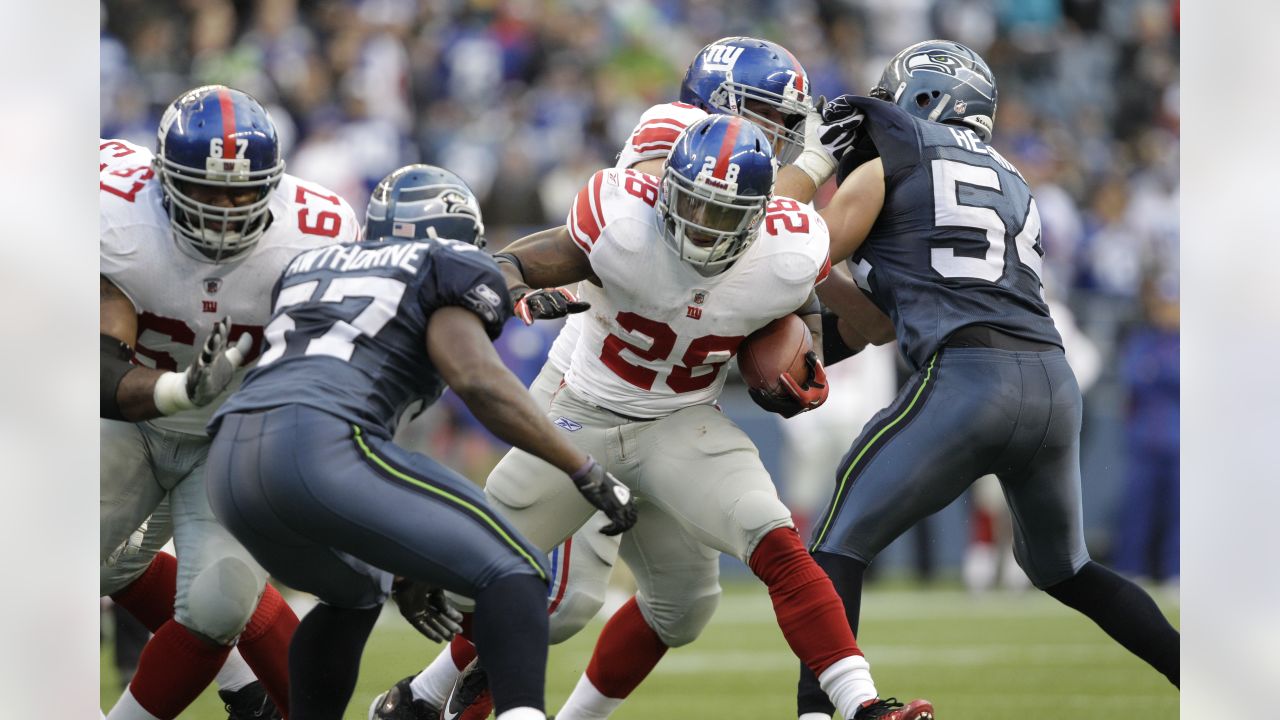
692;289;709;305
204;278;223;295
954;100;967;114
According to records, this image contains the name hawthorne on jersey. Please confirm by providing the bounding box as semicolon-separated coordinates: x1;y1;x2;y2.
99;138;362;436
283;240;431;278
562;167;830;419
840;98;1063;370
212;236;512;440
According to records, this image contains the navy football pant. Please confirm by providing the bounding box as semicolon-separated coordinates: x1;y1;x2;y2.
809;347;1090;586
206;405;548;609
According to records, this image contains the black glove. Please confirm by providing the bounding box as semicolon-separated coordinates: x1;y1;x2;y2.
817;94;866;164
513;287;591;325
570;457;637;535
391;578;464;643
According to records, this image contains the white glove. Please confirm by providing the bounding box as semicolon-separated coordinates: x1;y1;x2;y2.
791;106;839;188
153;317;253;415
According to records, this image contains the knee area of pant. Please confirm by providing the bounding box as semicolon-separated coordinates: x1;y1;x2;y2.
638;588;721;648
177;557;263;644
548;587;606;644
735;491;792;539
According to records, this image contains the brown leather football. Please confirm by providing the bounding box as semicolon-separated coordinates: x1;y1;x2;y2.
737;314;812;400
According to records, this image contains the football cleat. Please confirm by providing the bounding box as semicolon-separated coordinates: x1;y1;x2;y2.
218;682;281;720
368;675;441;720
853;697;935;720
441;659;493;720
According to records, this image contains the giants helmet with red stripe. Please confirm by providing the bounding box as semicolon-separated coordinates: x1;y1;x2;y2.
679;37;811;164
154;85;284;262
657;115;774;276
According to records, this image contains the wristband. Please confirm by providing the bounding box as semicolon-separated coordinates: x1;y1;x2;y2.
493;252;525;279
570;456;598;482
793;148;837;188
153;370;195;415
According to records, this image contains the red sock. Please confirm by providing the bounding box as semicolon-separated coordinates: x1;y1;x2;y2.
584;597;669;698
749;527;862;677
128;620;231;718
449;632;477;670
235;584;299;719
110;552;178;632
971;507;994;544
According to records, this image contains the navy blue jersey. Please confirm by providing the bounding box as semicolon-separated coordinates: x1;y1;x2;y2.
838;97;1062;370
211;237;512;438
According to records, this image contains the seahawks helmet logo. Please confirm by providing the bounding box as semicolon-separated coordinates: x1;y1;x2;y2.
904;50;964;77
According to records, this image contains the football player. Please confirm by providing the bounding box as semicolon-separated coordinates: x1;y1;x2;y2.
796;40;1180;719
201;164;637;720
100;86;361;720
472;116;929;720
367;37;853;720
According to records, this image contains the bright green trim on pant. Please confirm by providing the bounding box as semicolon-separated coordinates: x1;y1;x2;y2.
351;425;546;580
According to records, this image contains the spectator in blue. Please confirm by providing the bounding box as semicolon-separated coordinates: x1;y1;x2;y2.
1113;272;1180;583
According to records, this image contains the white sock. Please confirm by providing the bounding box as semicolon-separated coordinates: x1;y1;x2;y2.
106;687;163;720
817;654;878;717
496;708;545;720
555;674;624;720
214;648;257;693
798;714;833;720
410;645;466;708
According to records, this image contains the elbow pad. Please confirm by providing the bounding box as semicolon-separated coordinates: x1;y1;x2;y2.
820;309;862;367
101;334;135;420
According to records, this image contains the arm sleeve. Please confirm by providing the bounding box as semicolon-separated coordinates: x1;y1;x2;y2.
425;248;514;340
566;170;608;254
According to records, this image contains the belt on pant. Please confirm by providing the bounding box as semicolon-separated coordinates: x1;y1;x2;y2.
944;325;1060;352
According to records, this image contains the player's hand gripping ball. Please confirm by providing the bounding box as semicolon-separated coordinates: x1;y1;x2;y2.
739;314;829;418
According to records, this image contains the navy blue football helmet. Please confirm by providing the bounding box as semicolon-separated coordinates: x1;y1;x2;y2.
365;164;485;247
154;85;284;261
657;115;774;275
870;40;998;142
680;37;811;164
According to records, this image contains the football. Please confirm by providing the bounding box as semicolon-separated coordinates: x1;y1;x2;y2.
737;314;813;408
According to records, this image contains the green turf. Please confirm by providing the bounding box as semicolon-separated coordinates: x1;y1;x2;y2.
100;581;1179;719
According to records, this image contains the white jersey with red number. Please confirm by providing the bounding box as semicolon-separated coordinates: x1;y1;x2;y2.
100;143;361;436
561;168;831;418
546;102;713;375
100;138;152;174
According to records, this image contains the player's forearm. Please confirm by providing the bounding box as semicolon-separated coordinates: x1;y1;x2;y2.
452;370;588;475
817;278;895;345
113;367;166;421
796;290;824;363
775;165;820;204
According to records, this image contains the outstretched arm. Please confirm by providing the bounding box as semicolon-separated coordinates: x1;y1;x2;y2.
101;276;252;421
427;306;636;534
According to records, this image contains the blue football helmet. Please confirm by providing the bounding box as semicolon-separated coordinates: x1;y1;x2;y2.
680;37;811;164
870;40;998;142
657;115;775;275
154;85;284;261
365;164;485;247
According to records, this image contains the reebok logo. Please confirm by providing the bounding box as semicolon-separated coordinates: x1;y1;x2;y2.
554;417;583;432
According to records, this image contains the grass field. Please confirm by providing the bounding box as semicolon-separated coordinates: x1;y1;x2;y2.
101;580;1180;719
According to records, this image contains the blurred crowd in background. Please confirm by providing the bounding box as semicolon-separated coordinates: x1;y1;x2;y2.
100;0;1180;587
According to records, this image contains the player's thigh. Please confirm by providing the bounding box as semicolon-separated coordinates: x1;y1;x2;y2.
100;419;166;562
997;355;1090;587
101;498;175;596
483;392;620;552
617;503;721;647
808;350;1009;561
638;405;792;562
169;441;270;640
